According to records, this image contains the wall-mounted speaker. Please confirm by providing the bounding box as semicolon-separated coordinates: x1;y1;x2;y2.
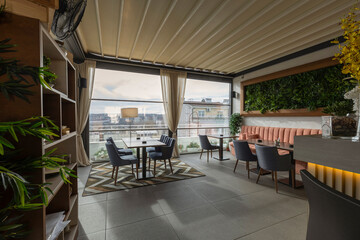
232;91;236;98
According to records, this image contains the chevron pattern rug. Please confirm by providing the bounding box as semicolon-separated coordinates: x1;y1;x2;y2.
82;159;205;196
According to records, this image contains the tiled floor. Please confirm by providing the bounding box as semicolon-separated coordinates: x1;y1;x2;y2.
77;152;308;240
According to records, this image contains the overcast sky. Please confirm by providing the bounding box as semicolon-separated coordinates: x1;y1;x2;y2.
90;69;230;115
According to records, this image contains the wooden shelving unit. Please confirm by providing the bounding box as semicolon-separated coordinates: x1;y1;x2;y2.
0;14;79;240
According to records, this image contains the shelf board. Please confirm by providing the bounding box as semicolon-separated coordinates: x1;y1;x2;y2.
43;85;67;97
64;224;78;240
65;194;78;221
44;132;76;149
46;173;65;203
61;96;76;104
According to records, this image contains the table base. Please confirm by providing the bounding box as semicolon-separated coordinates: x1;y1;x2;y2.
278;178;304;188
213;157;230;161
135;171;154;180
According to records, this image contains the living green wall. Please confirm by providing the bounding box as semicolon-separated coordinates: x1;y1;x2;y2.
244;65;353;114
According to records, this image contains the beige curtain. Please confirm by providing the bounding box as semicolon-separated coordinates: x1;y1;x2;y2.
75;60;96;166
160;69;187;157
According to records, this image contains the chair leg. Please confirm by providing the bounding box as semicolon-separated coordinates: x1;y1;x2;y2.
291;169;295;188
200;149;203;159
211;149;212;157
207;150;209;162
154;160;156;175
148;157;151;170
271;171;274;181
136;161;139;180
114;167;119;186
131;164;134;174
168;159;173;174
233;160;239;172
164;159;167;170
274;171;278;193
246;161;250;179
111;166;115;179
256;168;262;184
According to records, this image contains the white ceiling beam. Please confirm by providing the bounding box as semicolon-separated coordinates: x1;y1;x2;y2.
115;0;124;58
141;0;177;62
94;0;103;56
211;0;340;71
224;23;341;73
152;0;204;64
201;0;310;70
184;0;284;68
129;0;151;60
163;0;231;65
230;30;342;74
219;1;352;72
174;0;255;67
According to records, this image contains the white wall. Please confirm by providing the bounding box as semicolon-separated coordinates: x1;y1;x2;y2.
232;45;338;129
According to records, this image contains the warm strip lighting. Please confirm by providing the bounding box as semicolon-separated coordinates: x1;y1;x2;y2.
307;162;360;200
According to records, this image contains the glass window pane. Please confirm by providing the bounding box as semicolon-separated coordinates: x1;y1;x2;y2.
92;68;162;101
179;104;230;128
90;100;167;130
184;79;230;104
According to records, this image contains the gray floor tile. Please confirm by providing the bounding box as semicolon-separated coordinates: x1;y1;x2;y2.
79;192;107;205
106;216;179;240
213;189;307;235
166;204;247;240
153;185;208;214
78;202;107;236
78;230;106;240
237;213;308;240
106;189;164;229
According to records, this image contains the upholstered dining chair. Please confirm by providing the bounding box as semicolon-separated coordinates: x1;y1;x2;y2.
107;137;133;155
198;135;219;162
232;140;257;178
105;142;139;185
149;138;176;175
255;144;294;193
146;134;166;153
301;170;360;240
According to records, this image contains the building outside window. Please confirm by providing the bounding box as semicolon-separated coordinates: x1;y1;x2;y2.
89;69;231;161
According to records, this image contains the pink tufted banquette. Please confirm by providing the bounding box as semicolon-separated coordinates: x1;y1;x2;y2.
229;125;322;173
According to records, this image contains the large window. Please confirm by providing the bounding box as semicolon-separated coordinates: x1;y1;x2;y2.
89;68;231;161
89;69;167;162
178;79;231;154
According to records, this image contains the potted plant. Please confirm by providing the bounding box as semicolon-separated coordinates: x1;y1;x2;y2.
186;141;200;152
43;56;57;87
323;100;357;137
332;3;360;140
229;113;242;136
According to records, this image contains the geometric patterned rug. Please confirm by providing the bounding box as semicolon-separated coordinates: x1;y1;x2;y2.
82;158;205;196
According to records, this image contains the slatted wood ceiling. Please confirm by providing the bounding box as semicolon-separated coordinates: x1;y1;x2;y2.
76;0;355;74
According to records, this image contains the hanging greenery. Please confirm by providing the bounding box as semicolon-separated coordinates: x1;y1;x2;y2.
332;3;360;86
244;65;354;114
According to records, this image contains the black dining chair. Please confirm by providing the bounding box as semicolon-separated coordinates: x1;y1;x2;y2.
255;144;294;193
105;142;139;185
300;170;360;240
199;135;219;162
232;140;257;178
146;134;166;153
149;138;176;175
107;137;133;155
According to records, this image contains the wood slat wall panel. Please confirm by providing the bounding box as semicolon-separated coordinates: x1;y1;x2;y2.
307;163;360;200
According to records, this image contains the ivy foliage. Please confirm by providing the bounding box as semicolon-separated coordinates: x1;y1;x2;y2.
244;65;354;114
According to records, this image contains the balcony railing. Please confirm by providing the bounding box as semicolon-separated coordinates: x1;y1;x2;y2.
89;126;230;162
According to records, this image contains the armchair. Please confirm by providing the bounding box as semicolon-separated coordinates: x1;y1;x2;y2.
149;138;176;175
